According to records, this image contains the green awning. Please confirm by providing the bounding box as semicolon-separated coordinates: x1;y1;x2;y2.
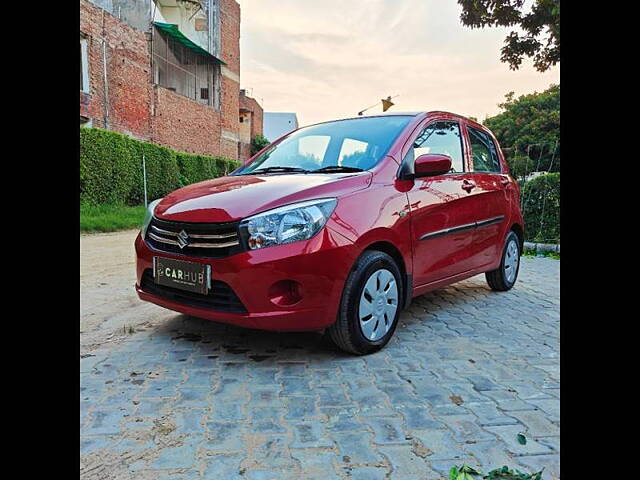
153;22;226;65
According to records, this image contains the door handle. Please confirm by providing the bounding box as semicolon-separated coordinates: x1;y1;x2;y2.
461;179;476;192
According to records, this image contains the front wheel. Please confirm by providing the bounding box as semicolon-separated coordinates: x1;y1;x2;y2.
326;250;403;355
485;231;521;291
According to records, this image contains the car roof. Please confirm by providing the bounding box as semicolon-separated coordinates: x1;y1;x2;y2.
297;110;487;133
313;110;476;123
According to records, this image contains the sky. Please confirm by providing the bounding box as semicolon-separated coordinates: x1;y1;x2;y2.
236;0;559;127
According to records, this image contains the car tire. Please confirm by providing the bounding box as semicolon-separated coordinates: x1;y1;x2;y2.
485;230;521;291
327;250;403;355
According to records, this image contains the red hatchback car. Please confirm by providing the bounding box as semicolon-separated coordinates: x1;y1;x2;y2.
135;111;523;354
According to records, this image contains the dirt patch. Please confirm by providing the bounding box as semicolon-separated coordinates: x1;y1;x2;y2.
80;230;174;355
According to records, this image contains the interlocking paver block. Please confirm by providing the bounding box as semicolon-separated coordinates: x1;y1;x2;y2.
443;414;497;443
80;435;113;454
463;440;519;472
376;444;437;478
365;417;411;445
325;412;368;433
150;442;197;469
84;409;126;435
175;409;206;434
525;398;560;422
316;385;350;407
408;380;453;407
348;466;389;480
334;431;384;464
479;390;536;411
249;386;283;407
249;408;287;434
484;425;554;456
517;454;560;480
203;453;245;480
280;377;311;396
507;410;560;438
210;400;247;421
290;450;338;479
285;396;318;420
398;406;445;430
204;421;245;451
463;402;519;426
248;435;297;470
410;428;467;461
290;422;333;448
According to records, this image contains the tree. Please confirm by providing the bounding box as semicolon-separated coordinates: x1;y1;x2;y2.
458;0;560;72
484;84;559;177
250;134;270;156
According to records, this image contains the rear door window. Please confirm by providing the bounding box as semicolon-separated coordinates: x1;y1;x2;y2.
468;126;501;172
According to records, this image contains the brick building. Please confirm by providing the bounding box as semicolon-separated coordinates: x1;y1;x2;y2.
238;89;264;160
80;0;262;161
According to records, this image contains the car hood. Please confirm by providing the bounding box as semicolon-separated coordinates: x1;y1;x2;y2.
154;172;372;223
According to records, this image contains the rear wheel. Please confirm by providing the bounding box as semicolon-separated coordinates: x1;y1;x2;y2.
486;231;520;291
327;250;402;355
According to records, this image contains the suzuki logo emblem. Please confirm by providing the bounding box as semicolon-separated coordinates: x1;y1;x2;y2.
177;230;189;249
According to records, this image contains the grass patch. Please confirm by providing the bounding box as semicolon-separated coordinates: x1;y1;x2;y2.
80;203;146;233
523;247;560;259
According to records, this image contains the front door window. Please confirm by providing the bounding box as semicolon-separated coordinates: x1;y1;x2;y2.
411;121;465;172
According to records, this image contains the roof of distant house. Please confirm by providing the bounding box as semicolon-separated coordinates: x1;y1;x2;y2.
263;113;299;141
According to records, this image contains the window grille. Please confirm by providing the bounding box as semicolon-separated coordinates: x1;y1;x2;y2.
152;26;214;106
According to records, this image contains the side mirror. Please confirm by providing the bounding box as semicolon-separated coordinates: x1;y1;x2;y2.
414;153;452;177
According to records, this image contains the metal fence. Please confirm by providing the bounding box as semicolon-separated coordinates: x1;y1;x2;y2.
502;142;560;244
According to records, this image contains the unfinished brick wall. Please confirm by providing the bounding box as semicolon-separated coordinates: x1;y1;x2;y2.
238;91;264;162
218;0;241;159
80;0;152;138
239;93;263;136
152;86;222;156
80;0;242;160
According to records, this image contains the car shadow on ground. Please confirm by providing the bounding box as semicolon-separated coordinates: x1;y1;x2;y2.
148;279;493;360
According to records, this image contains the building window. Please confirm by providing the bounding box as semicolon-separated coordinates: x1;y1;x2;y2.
80;35;89;93
152;26;215;106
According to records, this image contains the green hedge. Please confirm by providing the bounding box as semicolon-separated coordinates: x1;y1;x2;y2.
522;172;560;243
80;127;240;206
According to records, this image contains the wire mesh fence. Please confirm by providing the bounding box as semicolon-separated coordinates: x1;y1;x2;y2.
503;142;560;244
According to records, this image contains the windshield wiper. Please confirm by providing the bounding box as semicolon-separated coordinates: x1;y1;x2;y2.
311;165;364;173
244;166;310;175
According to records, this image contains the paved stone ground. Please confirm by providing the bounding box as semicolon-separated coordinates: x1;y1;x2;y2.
80;256;559;480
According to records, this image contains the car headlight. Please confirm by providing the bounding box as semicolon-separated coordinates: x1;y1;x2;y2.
239;198;337;250
141;199;162;238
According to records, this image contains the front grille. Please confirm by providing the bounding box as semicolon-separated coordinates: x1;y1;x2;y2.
145;217;243;258
140;269;247;314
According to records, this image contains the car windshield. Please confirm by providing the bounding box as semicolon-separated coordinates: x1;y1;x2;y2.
234;115;413;175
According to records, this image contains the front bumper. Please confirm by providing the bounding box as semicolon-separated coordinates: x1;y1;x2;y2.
134;226;357;331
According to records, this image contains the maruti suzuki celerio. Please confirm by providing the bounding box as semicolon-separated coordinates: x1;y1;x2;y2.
135;111;523;354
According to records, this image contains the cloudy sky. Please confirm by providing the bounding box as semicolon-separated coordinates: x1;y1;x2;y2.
236;0;559;126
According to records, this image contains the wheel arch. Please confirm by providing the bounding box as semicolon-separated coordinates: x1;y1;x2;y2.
362;240;412;309
510;222;525;253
